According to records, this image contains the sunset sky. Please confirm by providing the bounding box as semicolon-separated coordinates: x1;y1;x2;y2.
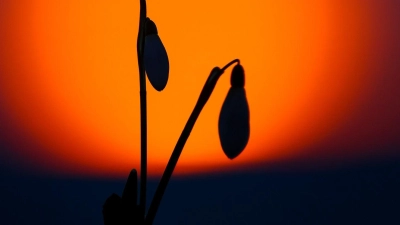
0;1;399;224
1;0;399;178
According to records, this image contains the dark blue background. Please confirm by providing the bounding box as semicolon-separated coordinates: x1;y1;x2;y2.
1;156;399;225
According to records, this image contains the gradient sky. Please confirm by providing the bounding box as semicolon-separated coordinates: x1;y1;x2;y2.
1;0;399;179
0;1;399;224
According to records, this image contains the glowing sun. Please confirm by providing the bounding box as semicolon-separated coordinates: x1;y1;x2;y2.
0;0;374;177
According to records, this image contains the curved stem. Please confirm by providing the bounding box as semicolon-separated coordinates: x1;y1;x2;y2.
137;0;147;218
145;59;240;224
221;59;240;71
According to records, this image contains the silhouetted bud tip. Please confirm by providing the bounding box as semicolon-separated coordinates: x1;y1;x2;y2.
145;17;158;36
230;64;245;88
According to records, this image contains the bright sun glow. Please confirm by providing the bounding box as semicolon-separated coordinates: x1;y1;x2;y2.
1;0;375;178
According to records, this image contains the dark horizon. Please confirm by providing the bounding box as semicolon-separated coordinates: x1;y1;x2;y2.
1;154;399;225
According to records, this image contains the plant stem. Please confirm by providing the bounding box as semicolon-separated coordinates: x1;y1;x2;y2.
137;0;147;218
145;59;239;224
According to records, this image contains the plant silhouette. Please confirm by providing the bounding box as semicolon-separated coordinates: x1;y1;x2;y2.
103;1;249;224
103;170;144;225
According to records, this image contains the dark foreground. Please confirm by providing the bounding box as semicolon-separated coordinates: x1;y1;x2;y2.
0;157;399;225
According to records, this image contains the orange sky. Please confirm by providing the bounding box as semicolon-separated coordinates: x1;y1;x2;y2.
1;1;396;178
